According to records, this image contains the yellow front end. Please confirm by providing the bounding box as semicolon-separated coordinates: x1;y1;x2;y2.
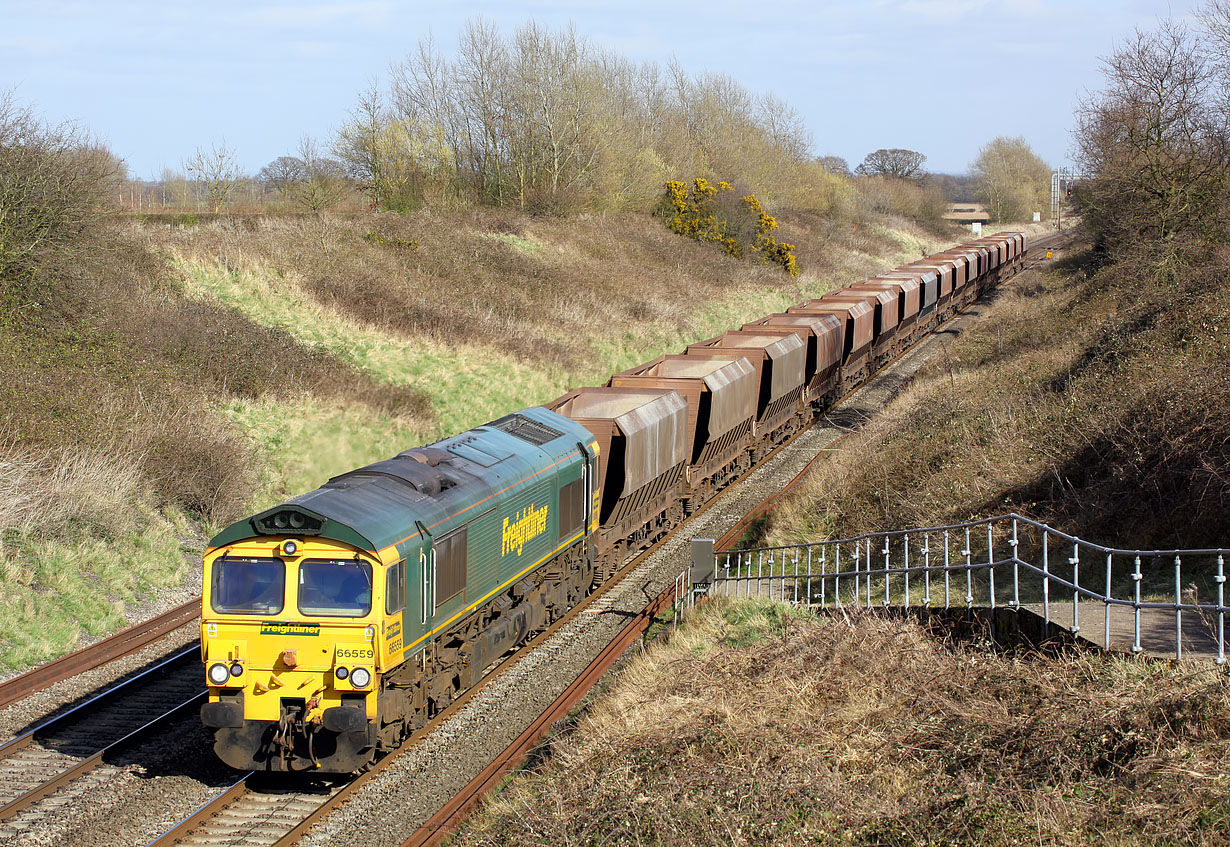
200;536;389;772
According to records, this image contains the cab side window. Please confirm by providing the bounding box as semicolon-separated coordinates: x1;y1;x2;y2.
385;560;406;614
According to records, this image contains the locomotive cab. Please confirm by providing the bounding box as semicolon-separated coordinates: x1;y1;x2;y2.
199;406;599;774
201;531;407;772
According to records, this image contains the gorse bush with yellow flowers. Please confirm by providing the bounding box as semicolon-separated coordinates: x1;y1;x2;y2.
657;179;799;277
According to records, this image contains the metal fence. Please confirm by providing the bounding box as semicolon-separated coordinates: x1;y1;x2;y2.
693;514;1228;664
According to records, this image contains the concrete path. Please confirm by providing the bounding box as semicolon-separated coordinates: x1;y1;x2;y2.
1023;602;1225;663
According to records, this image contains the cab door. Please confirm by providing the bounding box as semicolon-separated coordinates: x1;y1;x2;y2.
579;442;594;531
401;525;432;656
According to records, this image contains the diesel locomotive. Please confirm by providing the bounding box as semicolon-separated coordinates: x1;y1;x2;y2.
200;231;1028;772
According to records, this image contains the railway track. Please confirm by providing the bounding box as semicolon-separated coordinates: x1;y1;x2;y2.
0;647;203;833
0;600;199;712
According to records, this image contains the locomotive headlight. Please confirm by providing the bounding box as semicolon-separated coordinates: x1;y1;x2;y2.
334;667;349;681
208;663;231;685
349;667;372;689
230;663;244;677
282;540;298;556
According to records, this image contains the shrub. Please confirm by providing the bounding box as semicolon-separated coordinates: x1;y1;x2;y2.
0;91;121;286
657;178;799;276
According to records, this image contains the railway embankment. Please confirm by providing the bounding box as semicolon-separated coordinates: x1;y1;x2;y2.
452;598;1230;847
447;237;1230;846
0;198;1044;675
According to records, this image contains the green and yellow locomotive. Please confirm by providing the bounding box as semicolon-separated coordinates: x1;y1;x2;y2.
200;408;599;772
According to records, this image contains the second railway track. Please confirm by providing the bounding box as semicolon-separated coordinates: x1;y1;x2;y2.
0;648;204;841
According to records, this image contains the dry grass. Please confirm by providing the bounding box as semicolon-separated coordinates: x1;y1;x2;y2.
0;441;143;538
0;440;191;670
458;599;1230;846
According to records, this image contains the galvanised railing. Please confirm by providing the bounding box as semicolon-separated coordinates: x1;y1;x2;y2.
692;514;1229;664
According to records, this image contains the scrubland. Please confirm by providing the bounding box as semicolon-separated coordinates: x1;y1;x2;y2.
457;598;1230;847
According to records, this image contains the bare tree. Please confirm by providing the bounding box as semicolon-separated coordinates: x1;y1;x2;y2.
970;136;1050;222
294;136;348;212
258;156;303;199
184;141;244;213
817;155;850;176
1075;15;1230;261
855;148;927;181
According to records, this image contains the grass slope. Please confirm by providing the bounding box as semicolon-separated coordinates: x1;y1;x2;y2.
0;206;958;672
457;599;1230;847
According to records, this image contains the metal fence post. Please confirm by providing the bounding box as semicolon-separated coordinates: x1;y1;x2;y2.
866;537;873;609
986;523;996;610
943;531;951;609
1042;532;1051;627
1132;555;1142;654
1216;555;1225;665
964;527;973;607
1010;518;1019;608
1070;542;1080;634
904;532;912;609
1175;554;1183;660
883;537;891;607
853;540;859;609
792;548;799;604
1104;552;1113;650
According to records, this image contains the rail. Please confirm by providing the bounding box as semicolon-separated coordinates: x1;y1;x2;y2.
694;513;1228;664
0;599;199;709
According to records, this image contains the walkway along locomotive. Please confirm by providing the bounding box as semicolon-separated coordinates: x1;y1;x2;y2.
199;231;1028;772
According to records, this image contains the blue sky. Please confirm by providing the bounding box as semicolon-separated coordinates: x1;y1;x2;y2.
0;0;1182;179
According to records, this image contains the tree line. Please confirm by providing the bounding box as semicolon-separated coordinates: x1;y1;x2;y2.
4;16;1068;234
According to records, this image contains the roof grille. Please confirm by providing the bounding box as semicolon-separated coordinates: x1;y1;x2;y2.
487;413;564;446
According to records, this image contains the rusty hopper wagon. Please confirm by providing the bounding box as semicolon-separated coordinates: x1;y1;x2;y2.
609;355;757;510
546;387;689;577
684;331;807;455
817;287;901;368
740;313;843;408
787;297;875;390
845;279;922;350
